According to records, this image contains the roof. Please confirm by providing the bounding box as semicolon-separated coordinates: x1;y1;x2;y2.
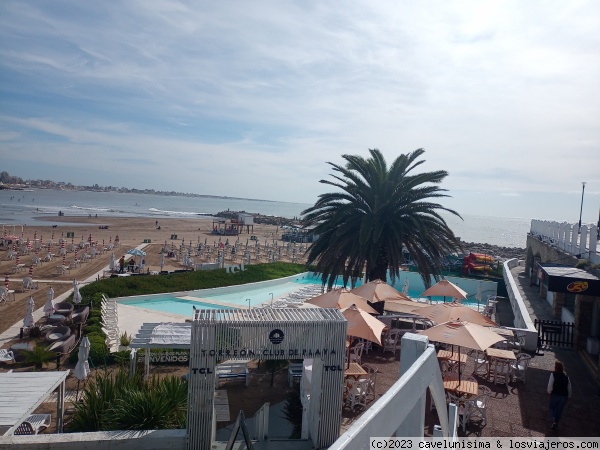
0;371;69;436
540;264;599;281
131;309;347;349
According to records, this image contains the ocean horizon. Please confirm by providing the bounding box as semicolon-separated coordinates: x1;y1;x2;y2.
1;188;536;248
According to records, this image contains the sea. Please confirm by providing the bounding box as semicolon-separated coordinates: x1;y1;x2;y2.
0;189;532;248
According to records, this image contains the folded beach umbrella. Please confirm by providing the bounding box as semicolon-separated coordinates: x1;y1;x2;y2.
420;279;467;303
351;279;410;303
28;264;33;277
74;336;91;400
73;280;82;304
23;297;35;328
402;278;410;296
341;305;386;346
160;252;165;271
109;252;115;271
414;302;497;327
44;287;55;315
4;274;9;290
306;288;378;314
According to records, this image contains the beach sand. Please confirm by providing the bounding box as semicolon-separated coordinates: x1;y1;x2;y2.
0;216;308;335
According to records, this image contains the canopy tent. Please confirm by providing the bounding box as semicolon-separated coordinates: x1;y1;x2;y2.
126;248;146;257
0;371;69;435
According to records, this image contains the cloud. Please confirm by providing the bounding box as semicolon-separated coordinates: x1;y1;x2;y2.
0;0;599;215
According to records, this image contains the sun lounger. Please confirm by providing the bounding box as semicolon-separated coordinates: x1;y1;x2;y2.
0;349;15;363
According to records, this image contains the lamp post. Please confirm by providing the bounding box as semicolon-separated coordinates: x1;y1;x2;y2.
578;182;586;233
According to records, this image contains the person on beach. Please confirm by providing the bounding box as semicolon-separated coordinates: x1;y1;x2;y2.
547;360;572;430
128;258;136;272
119;256;125;274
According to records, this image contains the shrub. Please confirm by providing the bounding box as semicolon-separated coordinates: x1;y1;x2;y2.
119;332;131;346
87;334;110;366
282;388;303;439
22;345;56;370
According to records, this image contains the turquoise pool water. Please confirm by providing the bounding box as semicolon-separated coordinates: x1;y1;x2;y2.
119;297;233;315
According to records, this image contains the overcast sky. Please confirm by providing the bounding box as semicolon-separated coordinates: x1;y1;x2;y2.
1;1;598;222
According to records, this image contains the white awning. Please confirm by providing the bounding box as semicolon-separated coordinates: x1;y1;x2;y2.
130;322;192;349
0;371;69;435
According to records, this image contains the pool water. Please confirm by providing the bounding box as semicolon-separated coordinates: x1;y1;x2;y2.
119;297;233;315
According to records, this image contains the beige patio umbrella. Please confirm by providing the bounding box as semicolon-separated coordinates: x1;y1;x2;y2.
340;305;386;346
384;298;428;315
351;279;411;303
415;302;497;327
306;288;378;314
418;320;505;381
420;279;468;303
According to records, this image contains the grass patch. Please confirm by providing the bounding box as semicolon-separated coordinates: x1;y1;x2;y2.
80;262;309;300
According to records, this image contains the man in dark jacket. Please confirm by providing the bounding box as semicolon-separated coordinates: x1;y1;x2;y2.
547;360;572;430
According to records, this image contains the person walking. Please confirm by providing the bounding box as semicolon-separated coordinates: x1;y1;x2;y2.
118;255;125;274
547;360;572;430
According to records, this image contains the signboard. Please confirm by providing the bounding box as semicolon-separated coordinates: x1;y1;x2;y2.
547;277;600;296
66;232;75;238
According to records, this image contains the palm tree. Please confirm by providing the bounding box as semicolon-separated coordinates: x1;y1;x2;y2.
302;148;462;288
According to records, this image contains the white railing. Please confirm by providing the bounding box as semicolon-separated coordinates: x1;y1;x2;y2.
253;402;269;441
503;259;538;351
530;220;599;264
329;334;457;450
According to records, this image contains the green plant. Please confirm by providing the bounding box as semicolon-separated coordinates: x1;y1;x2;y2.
22;345;56;370
69;369;187;432
302;149;461;288
282;388;303;439
264;359;288;387
87;334;110;366
119;332;131;346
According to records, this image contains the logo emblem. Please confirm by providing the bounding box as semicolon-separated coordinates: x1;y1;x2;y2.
567;281;588;293
269;329;284;345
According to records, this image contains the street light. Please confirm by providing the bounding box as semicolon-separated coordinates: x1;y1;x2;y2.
578;182;586;233
246;298;251;309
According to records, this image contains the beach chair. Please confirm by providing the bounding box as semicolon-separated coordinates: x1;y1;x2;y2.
14;414;51;435
22;276;39;291
0;349;15;363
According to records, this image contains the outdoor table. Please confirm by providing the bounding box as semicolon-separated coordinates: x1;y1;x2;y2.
344;363;367;379
485;348;516;377
443;373;478;397
437;349;468;364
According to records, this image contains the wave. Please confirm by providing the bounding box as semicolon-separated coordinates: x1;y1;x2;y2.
70;205;112;212
147;208;213;217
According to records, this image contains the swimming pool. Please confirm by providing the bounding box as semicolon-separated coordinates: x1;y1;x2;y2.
119;297;234;315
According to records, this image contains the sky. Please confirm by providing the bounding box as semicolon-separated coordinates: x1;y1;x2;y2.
0;1;599;223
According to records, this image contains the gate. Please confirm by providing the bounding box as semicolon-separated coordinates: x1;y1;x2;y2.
535;319;574;348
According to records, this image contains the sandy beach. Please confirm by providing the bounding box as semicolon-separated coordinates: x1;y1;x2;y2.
0;216;308;335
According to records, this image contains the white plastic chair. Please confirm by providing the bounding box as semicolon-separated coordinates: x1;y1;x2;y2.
0;349;15;363
14;414;51;435
510;353;532;384
359;363;378;401
492;358;511;387
383;329;401;355
345;378;369;411
349;342;365;365
464;385;491;429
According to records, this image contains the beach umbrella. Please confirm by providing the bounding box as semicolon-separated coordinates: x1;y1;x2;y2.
414;302;497;327
16;253;20;266
351;279;410;303
28;264;34;277
62;253;66;267
23;297;35;328
402;278;409;296
420;279;468;303
126;248;146;257
384;298;429;315
74;336;91;401
73;280;82;304
306;288;379;314
341;305;386;346
44;287;55;315
109;253;115;271
4;274;9;290
418;320;505;381
160;252;165;272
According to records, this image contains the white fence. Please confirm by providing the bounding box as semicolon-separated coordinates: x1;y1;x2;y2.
530;220;599;264
503;259;538;352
